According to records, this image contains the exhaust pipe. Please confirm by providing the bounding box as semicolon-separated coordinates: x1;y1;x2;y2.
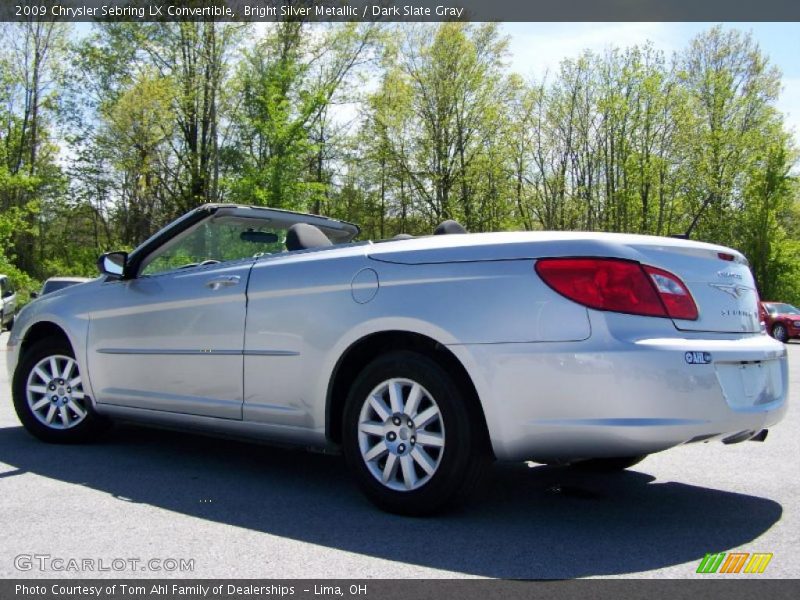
723;429;769;444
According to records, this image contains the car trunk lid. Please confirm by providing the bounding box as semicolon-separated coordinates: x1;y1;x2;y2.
368;231;761;334
629;244;760;333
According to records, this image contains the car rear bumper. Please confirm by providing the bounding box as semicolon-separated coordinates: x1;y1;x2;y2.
448;333;788;462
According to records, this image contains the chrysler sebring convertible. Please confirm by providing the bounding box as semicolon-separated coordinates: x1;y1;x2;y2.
7;204;787;514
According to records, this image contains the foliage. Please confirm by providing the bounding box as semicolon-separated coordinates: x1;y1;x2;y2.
0;206;40;303
0;22;799;305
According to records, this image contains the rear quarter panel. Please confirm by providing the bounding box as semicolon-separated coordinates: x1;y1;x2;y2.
242;249;591;434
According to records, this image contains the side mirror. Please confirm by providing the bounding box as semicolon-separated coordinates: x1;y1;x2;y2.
29;291;39;299
97;251;128;279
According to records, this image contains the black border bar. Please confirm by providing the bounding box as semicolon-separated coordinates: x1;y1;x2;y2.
2;0;800;22
5;580;800;600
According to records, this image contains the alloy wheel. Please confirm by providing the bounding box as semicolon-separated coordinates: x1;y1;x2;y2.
357;378;445;492
26;354;88;430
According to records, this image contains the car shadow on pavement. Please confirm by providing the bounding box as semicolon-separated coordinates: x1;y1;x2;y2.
0;424;782;578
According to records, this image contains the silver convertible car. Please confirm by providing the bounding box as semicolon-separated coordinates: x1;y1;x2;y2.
7;204;788;514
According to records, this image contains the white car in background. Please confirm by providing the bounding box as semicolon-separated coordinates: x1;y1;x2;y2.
0;274;17;331
6;204;788;514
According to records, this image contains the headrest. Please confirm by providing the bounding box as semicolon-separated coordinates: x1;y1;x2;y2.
285;223;333;251
434;220;467;235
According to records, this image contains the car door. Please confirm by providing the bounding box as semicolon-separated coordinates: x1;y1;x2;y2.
87;263;252;419
86;212;278;419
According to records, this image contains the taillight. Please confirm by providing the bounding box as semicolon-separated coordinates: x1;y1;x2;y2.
641;265;698;320
535;258;698;320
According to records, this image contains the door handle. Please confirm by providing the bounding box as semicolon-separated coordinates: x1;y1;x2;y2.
205;276;240;290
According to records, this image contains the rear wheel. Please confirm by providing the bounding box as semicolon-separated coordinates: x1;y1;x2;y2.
13;338;109;443
772;323;788;343
342;351;488;515
570;455;647;472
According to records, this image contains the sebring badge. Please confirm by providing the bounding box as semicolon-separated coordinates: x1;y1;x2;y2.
709;283;750;299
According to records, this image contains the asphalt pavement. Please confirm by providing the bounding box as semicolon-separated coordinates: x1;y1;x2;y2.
0;330;798;579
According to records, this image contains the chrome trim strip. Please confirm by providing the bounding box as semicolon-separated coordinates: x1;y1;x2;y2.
97;348;300;357
97;348;240;356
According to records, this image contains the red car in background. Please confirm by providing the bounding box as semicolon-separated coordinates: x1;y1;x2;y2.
761;301;800;342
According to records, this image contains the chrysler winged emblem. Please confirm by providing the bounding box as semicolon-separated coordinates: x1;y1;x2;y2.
709;283;750;299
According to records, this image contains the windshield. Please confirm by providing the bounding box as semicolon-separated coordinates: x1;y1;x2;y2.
140;215;287;276
128;204;360;278
766;303;800;315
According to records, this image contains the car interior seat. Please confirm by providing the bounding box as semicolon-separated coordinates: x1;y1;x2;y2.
285;223;333;251
433;220;467;235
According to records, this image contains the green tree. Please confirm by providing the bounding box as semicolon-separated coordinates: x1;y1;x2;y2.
678;27;782;240
226;22;377;211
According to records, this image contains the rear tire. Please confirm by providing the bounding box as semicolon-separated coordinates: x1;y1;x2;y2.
342;351;489;516
570;455;647;472
772;323;788;343
13;337;109;443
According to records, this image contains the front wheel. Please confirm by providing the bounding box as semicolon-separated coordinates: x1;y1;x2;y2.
13;338;109;443
569;455;647;472
342;351;488;515
772;323;788;343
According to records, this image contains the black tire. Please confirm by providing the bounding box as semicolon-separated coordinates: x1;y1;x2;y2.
13;337;109;443
772;323;788;343
342;350;489;516
570;455;647;472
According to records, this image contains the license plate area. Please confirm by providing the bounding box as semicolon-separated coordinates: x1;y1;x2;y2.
715;360;783;409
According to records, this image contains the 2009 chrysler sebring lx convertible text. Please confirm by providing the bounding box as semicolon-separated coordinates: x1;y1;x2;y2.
7;204;787;514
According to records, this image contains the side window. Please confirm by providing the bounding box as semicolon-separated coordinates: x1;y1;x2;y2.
0;279;6;296
140;217;285;277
